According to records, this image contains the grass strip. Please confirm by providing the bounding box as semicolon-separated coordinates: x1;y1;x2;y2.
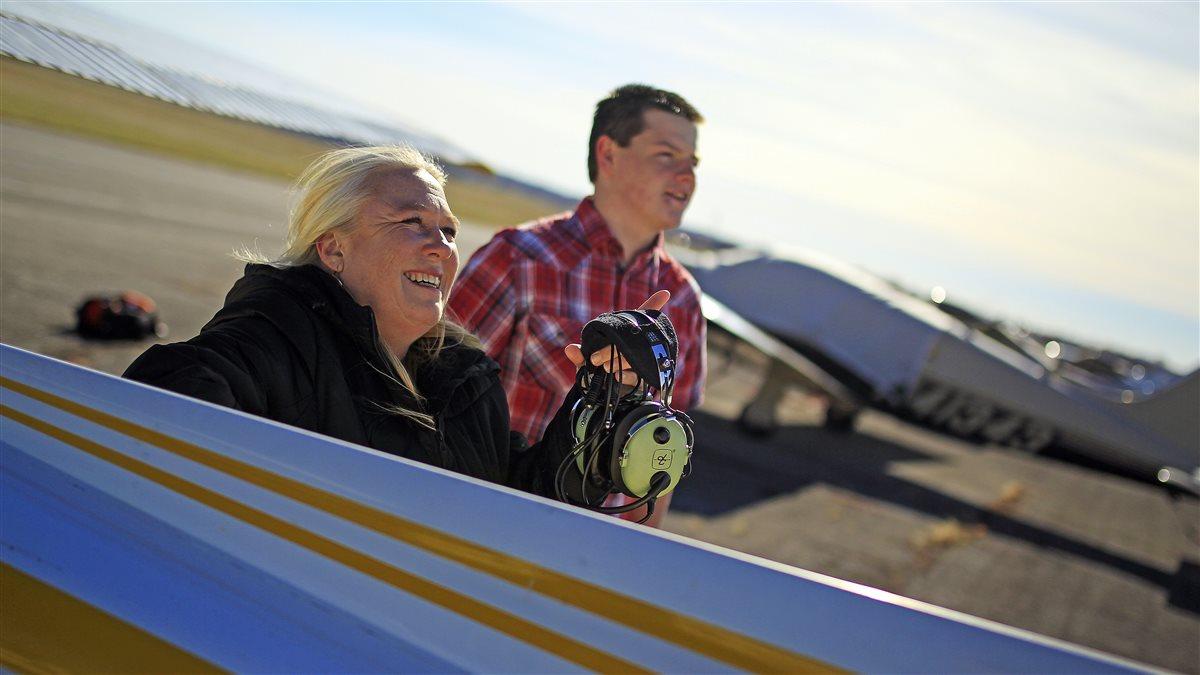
0;57;567;226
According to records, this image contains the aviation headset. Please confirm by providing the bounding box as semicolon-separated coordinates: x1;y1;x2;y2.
554;309;694;523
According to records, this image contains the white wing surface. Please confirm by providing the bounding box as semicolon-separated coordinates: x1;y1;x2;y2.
0;343;1140;672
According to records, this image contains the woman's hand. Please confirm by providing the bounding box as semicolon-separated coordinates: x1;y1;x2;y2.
563;290;670;386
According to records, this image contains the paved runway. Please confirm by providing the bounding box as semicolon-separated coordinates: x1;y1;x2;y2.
0;122;497;374
2;121;1197;670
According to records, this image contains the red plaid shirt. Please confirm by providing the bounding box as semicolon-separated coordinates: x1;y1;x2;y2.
449;198;706;443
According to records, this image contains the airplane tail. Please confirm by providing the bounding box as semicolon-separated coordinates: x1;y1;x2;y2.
1122;370;1200;457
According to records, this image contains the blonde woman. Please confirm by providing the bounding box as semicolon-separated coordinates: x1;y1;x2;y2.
125;145;664;495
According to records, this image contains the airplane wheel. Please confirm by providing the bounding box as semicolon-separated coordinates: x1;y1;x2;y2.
736;407;778;438
824;405;858;433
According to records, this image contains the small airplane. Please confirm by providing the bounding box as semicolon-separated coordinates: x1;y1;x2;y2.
670;239;1200;496
0;343;1141;671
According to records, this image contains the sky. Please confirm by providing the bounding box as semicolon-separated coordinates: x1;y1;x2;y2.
12;1;1199;370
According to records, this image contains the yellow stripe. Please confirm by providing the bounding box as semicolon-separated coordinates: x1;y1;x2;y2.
1;561;222;674
2;375;842;673
0;404;646;674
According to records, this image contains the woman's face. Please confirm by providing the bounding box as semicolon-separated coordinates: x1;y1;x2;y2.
322;167;459;354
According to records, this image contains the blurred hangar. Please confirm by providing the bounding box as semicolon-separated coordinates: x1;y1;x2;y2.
0;10;571;218
0;11;469;160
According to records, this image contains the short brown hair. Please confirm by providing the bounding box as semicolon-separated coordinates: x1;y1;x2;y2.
587;84;703;183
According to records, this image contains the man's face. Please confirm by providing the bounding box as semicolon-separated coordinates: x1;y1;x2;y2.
601;109;699;232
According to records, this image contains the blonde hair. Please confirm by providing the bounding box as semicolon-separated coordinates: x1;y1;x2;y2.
240;145;480;430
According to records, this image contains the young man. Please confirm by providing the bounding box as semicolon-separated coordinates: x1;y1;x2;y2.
449;84;706;526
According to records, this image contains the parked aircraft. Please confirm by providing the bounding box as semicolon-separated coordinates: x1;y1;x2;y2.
671;240;1200;495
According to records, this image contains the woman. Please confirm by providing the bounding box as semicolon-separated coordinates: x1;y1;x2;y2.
125;145;660;498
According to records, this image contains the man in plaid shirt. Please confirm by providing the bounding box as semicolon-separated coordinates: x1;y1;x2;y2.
449;84;706;527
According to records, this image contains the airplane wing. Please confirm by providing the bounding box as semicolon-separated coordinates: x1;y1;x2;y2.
0;343;1141;672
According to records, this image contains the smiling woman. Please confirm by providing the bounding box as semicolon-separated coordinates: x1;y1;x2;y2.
226;146;468;430
121;145;621;496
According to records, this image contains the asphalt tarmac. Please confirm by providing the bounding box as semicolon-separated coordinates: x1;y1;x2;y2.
2;121;1197;671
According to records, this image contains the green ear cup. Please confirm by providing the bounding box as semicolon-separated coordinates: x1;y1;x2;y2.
572;401;598;474
609;404;691;498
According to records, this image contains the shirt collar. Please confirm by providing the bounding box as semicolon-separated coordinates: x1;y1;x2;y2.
575;197;665;266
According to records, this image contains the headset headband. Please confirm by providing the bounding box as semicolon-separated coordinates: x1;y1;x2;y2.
579;309;678;394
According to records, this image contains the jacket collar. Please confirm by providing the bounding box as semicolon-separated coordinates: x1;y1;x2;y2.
230;263;495;417
234;263;380;355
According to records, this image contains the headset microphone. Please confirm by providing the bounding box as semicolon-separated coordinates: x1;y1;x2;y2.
555;309;695;523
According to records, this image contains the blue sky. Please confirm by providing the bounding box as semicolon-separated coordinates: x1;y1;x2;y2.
16;1;1199;369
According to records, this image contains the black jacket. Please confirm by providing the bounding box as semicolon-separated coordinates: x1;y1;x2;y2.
124;264;573;497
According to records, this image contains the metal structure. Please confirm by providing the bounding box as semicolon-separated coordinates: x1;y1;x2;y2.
0;344;1141;672
0;11;473;163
